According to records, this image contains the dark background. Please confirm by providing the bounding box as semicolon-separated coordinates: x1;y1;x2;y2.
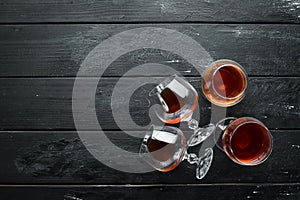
0;0;299;199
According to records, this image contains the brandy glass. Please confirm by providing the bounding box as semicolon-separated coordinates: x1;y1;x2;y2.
214;117;273;165
202;59;248;107
149;74;215;147
139;125;213;179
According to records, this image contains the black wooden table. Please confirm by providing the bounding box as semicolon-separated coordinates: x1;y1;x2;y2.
0;1;299;199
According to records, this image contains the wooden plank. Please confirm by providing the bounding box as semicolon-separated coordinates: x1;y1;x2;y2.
0;130;299;183
0;184;299;200
0;24;299;77
0;0;300;23
0;77;298;130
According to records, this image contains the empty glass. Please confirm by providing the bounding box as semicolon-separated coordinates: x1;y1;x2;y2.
139;125;213;179
149;74;215;147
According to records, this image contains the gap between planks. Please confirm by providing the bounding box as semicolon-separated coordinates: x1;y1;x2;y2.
0;183;299;188
0;21;300;25
0;128;299;132
0;76;299;79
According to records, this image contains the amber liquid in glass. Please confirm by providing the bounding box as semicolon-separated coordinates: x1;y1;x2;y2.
147;137;179;172
222;118;272;164
160;88;187;113
202;63;246;106
147;137;176;162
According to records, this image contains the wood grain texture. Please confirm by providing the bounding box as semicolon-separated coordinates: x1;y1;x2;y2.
0;130;299;183
0;24;299;77
0;0;300;23
0;77;298;130
0;184;299;200
0;0;299;197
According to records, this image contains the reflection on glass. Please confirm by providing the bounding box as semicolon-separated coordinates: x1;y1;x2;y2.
140;125;213;179
214;117;273;166
202;59;248;107
149;74;215;147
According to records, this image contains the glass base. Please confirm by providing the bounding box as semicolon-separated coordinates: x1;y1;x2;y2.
196;148;213;180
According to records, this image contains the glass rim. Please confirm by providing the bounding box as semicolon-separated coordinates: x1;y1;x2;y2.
139;125;155;157
140;125;187;154
210;61;248;101
139;125;187;172
156;93;198;123
148;74;199;122
149;74;178;97
226;117;273;166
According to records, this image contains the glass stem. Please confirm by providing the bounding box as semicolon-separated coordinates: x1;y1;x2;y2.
183;151;199;165
187;119;216;147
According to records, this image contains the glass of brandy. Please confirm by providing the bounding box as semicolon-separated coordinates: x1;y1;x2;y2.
214;117;273;165
149;74;215;147
139;125;213;179
202;59;248;107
